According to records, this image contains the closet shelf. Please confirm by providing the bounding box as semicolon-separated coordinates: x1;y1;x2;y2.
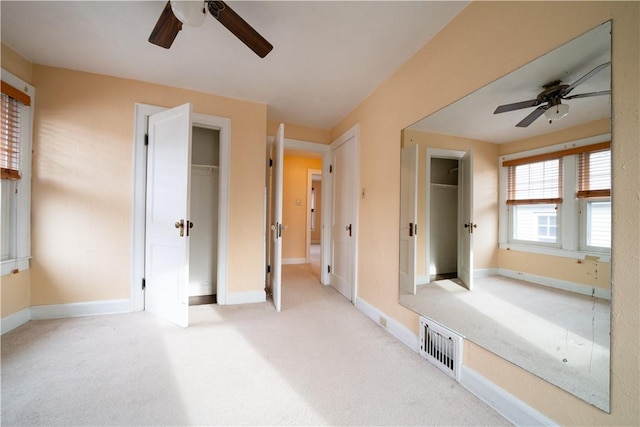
193;164;219;170
431;183;458;188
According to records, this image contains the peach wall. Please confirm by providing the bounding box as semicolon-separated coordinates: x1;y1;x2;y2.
282;154;322;260
267;120;331;144
30;65;267;304
499;118;611;156
499;249;610;290
1;43;32;84
331;1;638;425
403;130;499;278
1;271;31;318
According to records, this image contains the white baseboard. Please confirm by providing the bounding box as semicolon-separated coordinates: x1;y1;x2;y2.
30;299;131;320
460;366;557;426
417;275;430;285
1;307;31;334
475;268;498;278
499;268;610;300
354;297;556;426
354;297;419;352
224;290;266;305
282;258;306;265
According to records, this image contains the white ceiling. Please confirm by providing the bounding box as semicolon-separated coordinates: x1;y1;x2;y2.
408;21;612;144
1;1;469;130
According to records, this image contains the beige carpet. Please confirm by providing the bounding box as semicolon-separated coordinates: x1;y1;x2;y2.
1;264;509;426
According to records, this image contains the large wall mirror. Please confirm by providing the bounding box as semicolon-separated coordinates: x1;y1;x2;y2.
399;21;611;412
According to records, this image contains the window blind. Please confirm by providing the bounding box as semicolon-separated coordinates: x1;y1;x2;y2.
1;81;29;181
506;159;562;205
577;148;611;198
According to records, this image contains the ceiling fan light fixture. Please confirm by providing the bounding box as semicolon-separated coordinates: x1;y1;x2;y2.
544;103;569;122
170;1;206;27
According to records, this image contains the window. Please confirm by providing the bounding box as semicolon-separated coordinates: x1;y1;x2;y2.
578;148;611;250
506;158;562;245
500;137;611;259
1;71;33;275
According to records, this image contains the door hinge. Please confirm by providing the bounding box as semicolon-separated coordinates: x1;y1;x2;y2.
267;265;271;273
329;165;333;173
144;133;149;146
142;278;146;290
269;158;273;167
327;265;331;273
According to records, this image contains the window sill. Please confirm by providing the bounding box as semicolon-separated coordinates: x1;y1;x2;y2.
1;257;31;276
498;242;610;263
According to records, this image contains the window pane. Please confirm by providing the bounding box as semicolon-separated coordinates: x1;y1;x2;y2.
587;201;611;248
513;204;557;243
509;159;561;201
1;179;16;260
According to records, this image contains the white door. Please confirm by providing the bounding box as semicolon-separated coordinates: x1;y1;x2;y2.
330;138;356;301
268;123;284;311
399;145;418;294
458;150;473;290
145;103;192;327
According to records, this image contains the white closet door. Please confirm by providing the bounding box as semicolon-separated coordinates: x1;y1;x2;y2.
145;103;192;327
458;150;474;290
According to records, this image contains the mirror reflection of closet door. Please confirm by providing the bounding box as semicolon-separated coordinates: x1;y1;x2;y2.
399;145;418;294
458;150;473;290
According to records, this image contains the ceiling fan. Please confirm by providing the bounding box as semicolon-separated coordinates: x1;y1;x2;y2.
149;1;273;58
493;62;611;127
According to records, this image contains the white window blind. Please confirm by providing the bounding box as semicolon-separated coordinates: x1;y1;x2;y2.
578;148;611;198
506;159;562;205
1;81;30;181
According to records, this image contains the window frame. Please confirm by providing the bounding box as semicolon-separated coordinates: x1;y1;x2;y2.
579;196;611;253
499;134;611;262
1;69;34;276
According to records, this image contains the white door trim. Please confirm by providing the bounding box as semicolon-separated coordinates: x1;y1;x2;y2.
329;123;360;302
132;103;231;311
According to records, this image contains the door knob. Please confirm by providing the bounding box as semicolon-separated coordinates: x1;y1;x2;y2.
175;219;185;237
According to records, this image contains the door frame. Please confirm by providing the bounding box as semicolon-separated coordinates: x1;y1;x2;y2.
327;123;360;302
306;168;323;262
131;103;231;311
265;136;331;284
425;147;469;284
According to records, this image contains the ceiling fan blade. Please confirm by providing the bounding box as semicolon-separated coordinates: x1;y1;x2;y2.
494;99;539;114
208;1;273;58
564;90;611;100
563;62;611;94
149;1;183;49
516;105;547;127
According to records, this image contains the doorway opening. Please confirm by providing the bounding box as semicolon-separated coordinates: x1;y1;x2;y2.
424;147;473;291
188;126;220;306
429;157;459;281
307;169;323;280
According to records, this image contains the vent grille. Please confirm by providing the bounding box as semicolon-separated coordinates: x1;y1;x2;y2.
419;316;463;381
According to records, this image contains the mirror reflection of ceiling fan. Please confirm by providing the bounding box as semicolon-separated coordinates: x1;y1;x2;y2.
149;0;273;58
494;62;611;127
